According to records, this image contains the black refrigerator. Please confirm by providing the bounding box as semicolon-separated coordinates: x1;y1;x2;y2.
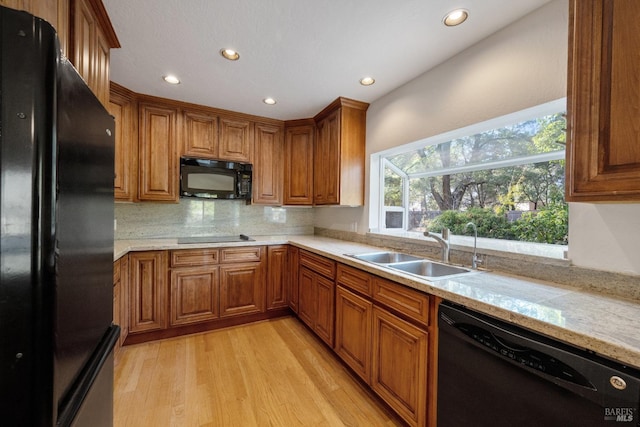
0;6;119;426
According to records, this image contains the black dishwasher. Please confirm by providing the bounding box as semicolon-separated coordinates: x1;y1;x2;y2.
437;302;640;427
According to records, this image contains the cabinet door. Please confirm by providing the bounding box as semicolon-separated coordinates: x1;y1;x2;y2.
113;258;121;352
183;110;218;159
109;85;137;202
170;267;219;326
284;124;314;205
253;123;284;205
288;246;300;313
119;255;130;345
266;245;288;310
219;117;252;162
138;103;178;201
313;110;340;205
93;26;110;106
567;0;640;201
129;251;168;333
372;306;428;427
297;266;316;329
73;0;94;84
335;285;372;383
219;263;265;317
315;274;335;347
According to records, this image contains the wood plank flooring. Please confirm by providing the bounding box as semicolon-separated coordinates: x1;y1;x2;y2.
114;316;405;426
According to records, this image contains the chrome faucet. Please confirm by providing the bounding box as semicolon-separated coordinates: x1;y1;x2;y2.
466;222;482;269
424;228;450;263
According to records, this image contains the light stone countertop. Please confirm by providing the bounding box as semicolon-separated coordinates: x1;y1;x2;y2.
114;235;640;370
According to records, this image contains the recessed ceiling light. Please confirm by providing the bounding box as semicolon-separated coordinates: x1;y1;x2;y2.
220;48;240;61
162;75;180;84
360;76;375;86
443;9;469;26
263;98;276;105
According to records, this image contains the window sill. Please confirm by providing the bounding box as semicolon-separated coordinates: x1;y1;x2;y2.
368;230;569;265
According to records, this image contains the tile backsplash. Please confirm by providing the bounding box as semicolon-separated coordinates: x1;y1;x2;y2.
115;199;314;239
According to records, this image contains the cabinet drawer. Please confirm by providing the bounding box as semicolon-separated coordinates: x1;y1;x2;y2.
220;246;264;263
170;249;219;267
299;250;336;279
372;277;429;325
336;263;372;296
113;258;121;284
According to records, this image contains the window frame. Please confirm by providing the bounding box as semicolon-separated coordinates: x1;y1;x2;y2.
369;98;567;233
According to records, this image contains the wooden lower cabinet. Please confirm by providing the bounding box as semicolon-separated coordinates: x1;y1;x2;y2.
267;245;288;310
372;306;428;427
170;267;219;326
298;265;335;347
315;274;335;346
288;246;299;313
297;266;316;328
113;258;122;353
219;263;265;318
334;285;372;383
129;251;168;333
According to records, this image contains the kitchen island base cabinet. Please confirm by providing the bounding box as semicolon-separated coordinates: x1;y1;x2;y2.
372;306;428;427
129;251;168;334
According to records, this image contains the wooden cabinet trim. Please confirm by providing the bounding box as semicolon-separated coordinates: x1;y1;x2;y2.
372;277;429;326
170;249;219;267
220;246;264;263
299;250;336;280
336;263;372;296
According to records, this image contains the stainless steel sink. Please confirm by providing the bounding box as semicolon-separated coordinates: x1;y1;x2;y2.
387;260;471;278
348;251;423;264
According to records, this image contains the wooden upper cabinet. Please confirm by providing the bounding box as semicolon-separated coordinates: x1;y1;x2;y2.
313;97;368;206
219;116;252;162
253;122;284;205
70;0;120;107
138;101;179;202
1;0;69;55
183;109;219;159
567;0;640;201
109;83;137;202
284;120;314;205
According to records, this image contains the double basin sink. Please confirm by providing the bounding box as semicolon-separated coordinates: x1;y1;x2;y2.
347;251;477;280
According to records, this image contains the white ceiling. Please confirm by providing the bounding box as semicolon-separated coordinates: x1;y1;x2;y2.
103;0;552;121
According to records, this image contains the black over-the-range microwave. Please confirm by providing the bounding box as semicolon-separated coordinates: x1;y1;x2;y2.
179;157;252;200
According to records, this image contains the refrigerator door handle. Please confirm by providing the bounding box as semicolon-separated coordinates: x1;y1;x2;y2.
56;325;120;426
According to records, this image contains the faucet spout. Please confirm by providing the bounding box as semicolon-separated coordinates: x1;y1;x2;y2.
466;222;481;269
424;228;450;263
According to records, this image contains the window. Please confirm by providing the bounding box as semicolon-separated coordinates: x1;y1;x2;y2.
370;99;567;247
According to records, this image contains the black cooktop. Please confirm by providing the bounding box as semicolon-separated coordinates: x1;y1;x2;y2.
176;234;254;244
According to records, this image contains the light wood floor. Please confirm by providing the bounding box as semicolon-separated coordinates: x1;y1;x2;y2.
114;316;405;426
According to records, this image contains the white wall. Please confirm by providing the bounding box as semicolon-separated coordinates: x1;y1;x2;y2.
315;0;640;275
